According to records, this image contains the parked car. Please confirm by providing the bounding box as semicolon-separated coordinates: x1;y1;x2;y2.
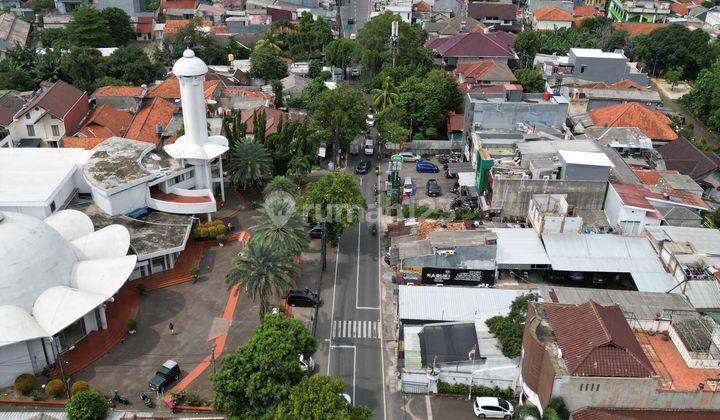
426;179;441;197
309;225;323;239
416;161;439;173
347;18;355;24
356;160;371;174
148;360;181;392
299;354;315;375
473;397;514;418
286;289;321;307
366;114;375;126
350;68;360;78
402;177;415;196
394;152;421;162
569;272;585;283
349;33;356;39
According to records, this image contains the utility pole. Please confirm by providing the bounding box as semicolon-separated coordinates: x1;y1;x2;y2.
211;342;217;374
390;20;399;68
336;0;344;39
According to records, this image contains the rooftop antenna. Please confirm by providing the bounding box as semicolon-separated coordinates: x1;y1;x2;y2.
391;20;399;68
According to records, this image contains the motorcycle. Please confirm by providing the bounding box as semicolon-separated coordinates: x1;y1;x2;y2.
140;392;154;408
112;390;130;405
371;225;377;236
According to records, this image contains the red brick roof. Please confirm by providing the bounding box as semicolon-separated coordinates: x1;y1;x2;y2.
223;86;274;100
425;31;515;59
573;6;603;17
611;22;666;37
534;6;573;21
136;16;153;34
543;301;655;378
589;103;678;141
61;136;105;150
467;2;517;21
241;105;288;136
17;80;86;121
78;104;133;138
612;181;707;209
453;59;516;83
148;77;220;100
161;0;196;11
126;98;177;145
93;86;144;97
414;1;431;12
447;113;464;132
633;169;661;185
572;407;720;420
163;19;213;36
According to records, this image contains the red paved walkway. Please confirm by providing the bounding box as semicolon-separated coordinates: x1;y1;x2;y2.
62;285;140;376
135;241;207;291
150;190;213;204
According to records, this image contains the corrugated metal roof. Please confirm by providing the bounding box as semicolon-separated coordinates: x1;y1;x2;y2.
492;228;549;267
630;272;679;294
398;285;531;321
684;280;720;310
646;226;720;256
403;325;423;369
542;234;665;273
537;285;692;319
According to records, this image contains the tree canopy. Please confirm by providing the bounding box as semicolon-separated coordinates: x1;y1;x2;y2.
682;61;720;134
286;11;334;60
396;69;462;138
60;47;104;92
100;7;136;46
324;38;358;71
513;67;546;93
65;391;109;420
211;313;317;418
274;376;373;420
302;171;366;243
633;24;716;80
485;293;538;358
105;45;163;86
225;139;274;189
65;5;113;47
310;82;368;155
250;47;289;81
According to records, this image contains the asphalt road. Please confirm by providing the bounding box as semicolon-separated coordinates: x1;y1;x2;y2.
314;152;386;418
340;0;372;37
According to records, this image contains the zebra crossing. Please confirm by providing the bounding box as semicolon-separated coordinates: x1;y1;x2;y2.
332;320;380;339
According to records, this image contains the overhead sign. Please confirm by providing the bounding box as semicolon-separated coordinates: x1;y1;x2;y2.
421;267;495;286
318;147;326;157
391;154;403;163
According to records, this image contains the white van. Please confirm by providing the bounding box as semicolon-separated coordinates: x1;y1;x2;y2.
402;177;414;195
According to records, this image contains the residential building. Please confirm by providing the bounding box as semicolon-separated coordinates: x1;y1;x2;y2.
572;408;720;419
240;105;289;139
587;102;678;143
425;31;516;69
54;0;88;14
0;12;30;57
98;0;153;16
611;21;666;35
527;194;584;234
135;16;154;41
467;2;522;32
657;137;720;200
8;80;89;148
633;169;704;198
0;90;26;141
534;48;649;86
560;84;661;115
584;127;653;155
281;73;309;97
41;14;72;30
386;4;412;22
0;209;137;387
532;7;573;30
453;60;517;90
608;0;671;23
148;76;222;102
160;0;195;14
92;85;146;112
558;150;615;181
218;86;274;111
423;15;484;38
125;97;177;145
75;104;133;140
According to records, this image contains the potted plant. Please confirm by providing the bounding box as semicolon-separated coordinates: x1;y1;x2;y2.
127;319;138;334
136;282;146;296
189;267;200;283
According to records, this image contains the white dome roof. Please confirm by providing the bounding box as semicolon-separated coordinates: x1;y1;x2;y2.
0;210;137;347
172;48;208;77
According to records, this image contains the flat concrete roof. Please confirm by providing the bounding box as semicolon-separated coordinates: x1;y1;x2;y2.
0;148;90;206
558;150;615;167
571;48;626;59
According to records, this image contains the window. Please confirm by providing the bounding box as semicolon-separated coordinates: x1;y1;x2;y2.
620;220;641;234
26;125;35;137
25;113;30;119
50;201;56;212
580;65;587;74
51;125;60;137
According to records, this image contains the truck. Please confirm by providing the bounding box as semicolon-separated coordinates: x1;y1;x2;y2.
364;138;374;156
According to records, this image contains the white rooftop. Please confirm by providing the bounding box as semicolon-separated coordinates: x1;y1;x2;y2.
492;228;550;267
571;48;626;59
558;150;615;167
398;285;531;322
0;148;90;206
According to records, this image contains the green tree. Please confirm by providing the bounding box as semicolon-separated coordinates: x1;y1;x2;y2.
96;76;129;87
263;176;299;197
253;108;267;142
274;376;372;420
681;61;720;133
65;391;108;420
485;293;538;358
301;171;367;244
226;139;274;189
287;11;334;60
250;195;310;256
30;0;54;12
60;47;105;92
36;28;67;49
323;38;357;73
250;47;288;81
65;5;112;47
377;105;408;147
310;82;367;160
222;110;247;146
308;59;321;78
211;313;317;417
225;36;250;60
100;7;135;46
355;12;432;78
665;66;683;91
371;76;398;110
396;69;462;137
271;79;284;108
514;67;546;93
225;238;299;317
633;24;714;79
105;46;162;86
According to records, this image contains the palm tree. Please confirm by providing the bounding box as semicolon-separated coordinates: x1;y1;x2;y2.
286;154;313;179
263;176;299;198
250;196;310;256
371;77;398;111
222;110;247;147
253;37;282;56
226;238;299;319
225;139;273;190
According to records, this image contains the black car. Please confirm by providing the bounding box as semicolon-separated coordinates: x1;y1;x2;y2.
355;160;371;174
309;225;323;239
347;18;355;24
286;289;321;307
149;360;180;392
426;179;441;197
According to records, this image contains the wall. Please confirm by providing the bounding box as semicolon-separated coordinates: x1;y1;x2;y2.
560;162;612;182
604;183;648;234
535;20;572;31
554;376;720;412
492;178;608;218
91;183;148;216
39;114;66;145
0;342;32;387
569;51;628;83
0;204;49;218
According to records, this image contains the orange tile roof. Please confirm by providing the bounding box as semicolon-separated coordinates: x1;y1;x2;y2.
61;136;105;150
573;6;603;17
447;113;464;132
126;98;177;145
241;105;288;136
612;181;708;209
611;22;666;37
589;103;678;141
93;85;144;97
161;0;196;11
534;6;573;21
78;104;133;138
223;86;274;100
164;19;213;36
415;1;431;12
633;169;661;185
210;25;228;34
148;77;220;100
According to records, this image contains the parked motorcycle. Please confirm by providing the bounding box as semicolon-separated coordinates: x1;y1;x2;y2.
112;390;130;405
140;392;154;408
371;225;377;236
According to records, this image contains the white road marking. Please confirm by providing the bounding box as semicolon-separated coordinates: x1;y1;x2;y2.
378;182;388;420
425;395;434;420
331;344;357;405
327;245;341;375
332;320;380;338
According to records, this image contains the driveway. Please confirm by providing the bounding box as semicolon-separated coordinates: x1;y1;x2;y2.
396;156;458;212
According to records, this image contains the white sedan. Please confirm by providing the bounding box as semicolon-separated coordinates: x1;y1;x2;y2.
366;114;375;127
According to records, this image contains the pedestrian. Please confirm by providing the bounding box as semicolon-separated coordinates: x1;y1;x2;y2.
169;322;175;335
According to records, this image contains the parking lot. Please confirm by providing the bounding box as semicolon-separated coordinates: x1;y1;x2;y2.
394;155;459;212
